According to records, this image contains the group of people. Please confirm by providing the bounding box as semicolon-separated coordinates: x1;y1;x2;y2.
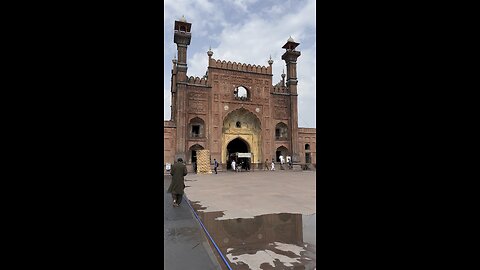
230;159;250;172
168;154;295;208
263;159;276;171
263;155;293;171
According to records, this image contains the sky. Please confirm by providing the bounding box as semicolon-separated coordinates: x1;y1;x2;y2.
164;0;316;128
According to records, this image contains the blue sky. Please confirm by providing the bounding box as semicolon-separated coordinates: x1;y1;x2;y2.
164;0;316;128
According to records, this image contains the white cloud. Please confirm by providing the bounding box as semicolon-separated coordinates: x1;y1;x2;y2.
164;0;316;127
231;0;259;12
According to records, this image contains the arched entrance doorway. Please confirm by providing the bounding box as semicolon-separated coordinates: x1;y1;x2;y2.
226;137;249;170
276;146;289;162
221;108;262;167
189;144;204;164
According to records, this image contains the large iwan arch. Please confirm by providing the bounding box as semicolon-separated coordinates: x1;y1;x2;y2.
221;108;262;165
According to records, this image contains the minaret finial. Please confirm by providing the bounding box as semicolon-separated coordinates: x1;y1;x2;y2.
268;54;274;65
207;46;213;57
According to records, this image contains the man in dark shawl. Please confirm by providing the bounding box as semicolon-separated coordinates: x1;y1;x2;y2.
167;158;188;207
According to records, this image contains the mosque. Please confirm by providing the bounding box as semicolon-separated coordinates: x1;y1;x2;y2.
164;17;316;172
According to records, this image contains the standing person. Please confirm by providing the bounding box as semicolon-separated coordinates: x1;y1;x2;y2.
231;159;236;172
271;160;275;171
167;158;188;207
264;159;269;171
214;158;218;174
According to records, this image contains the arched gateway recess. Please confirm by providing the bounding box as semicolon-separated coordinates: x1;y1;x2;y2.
189;144;204;164
226;137;250;169
221;108;262;167
276;146;289;162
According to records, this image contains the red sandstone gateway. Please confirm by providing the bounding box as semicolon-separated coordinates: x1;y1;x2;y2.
164;18;316;173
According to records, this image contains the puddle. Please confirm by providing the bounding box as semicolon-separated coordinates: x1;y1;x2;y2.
190;201;316;270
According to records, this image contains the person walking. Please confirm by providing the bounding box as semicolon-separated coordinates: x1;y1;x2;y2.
271;159;275;171
167;158;188;207
231;159;236;172
264;159;269;171
214;158;218;174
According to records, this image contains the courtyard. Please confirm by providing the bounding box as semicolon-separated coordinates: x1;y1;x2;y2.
165;170;316;270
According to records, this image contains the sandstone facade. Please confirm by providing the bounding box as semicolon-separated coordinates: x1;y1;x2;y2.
164;18;316;171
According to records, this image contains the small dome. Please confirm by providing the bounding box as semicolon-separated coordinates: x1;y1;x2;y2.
287;36;295;42
180;15;186;22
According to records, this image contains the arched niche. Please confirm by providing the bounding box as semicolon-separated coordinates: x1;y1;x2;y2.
189;144;204;164
189;117;206;138
275;122;288;140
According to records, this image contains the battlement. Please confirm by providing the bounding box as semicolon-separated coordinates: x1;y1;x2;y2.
186;76;208;86
209;58;272;75
298;127;316;133
164;120;176;128
273;85;288;94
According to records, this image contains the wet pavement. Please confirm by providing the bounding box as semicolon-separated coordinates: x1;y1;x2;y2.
164;176;222;270
191;202;316;270
164;171;316;269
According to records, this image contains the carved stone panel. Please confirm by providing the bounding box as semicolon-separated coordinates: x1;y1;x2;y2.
188;92;207;101
273;97;288;119
188;100;207;114
274;106;288;119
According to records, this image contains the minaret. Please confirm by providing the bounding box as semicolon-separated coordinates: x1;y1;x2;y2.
173;16;192;161
173;15;191;82
281;36;301;163
170;55;177;121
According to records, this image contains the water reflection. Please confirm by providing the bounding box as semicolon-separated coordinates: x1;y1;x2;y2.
190;201;316;270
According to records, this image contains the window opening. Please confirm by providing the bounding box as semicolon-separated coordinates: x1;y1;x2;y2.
192;125;200;137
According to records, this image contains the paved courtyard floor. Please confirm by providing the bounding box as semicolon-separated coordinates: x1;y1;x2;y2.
174;170;317;269
184;170;316;220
